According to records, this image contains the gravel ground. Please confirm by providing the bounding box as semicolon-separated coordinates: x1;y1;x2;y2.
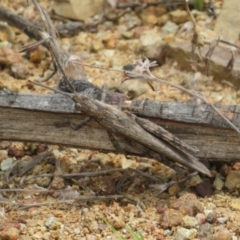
1;0;240;239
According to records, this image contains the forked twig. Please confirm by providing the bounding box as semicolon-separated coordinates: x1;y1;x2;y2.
150;171;197;194
77;60;240;135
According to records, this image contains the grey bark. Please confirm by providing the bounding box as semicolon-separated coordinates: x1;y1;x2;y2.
0;93;239;163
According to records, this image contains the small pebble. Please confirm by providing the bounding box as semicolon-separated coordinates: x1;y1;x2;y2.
217;217;228;224
8;146;25;158
213;226;232;240
82;208;89;213
161;209;183;229
169;9;188;24
0;150;8;162
52;149;60;158
117;78;149;99
213;174;224;191
86;234;97;240
161;21;179;36
195;213;206;225
219;164;231;177
138;28;164;63
158;14;169;26
45;217;56;228
232;162;240;170
36;176;51;187
163;229;171;236
171;193;203;216
230;199;240;211
0;227;19;240
33;232;44;239
0;46;23;66
198;223;214;239
0;22;15;42
74;228;81;234
168;184;180;196
182;215;198;228
29;48;45;63
0;158;14;171
10;63;29;79
185;174;202;188
206;211;217;223
0;207;5;218
140;11;158;25
225;171;240;191
174;227;197;240
195;178;213;197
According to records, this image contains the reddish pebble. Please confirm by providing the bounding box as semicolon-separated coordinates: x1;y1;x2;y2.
195;213;206;225
35;144;47;154
219;164;231;177
213;226;232;240
171;193;203;216
0;227;19;240
8;147;24;158
86;234;97;240
161;208;183;229
195;178;213;197
232;162;240;171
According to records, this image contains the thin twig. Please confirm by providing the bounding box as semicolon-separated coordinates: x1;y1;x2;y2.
17;167;162;183
29;80;72;97
77;62;240;134
150;171;197;194
0;194;136;209
116;0;186;9
0;188;52;193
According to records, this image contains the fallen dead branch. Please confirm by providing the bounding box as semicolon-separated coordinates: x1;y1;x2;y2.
0;5;43;42
76;58;240;135
1;92;240;163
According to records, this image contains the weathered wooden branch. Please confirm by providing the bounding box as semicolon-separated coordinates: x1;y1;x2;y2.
0;93;239;163
0;5;83;40
0;6;43;43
